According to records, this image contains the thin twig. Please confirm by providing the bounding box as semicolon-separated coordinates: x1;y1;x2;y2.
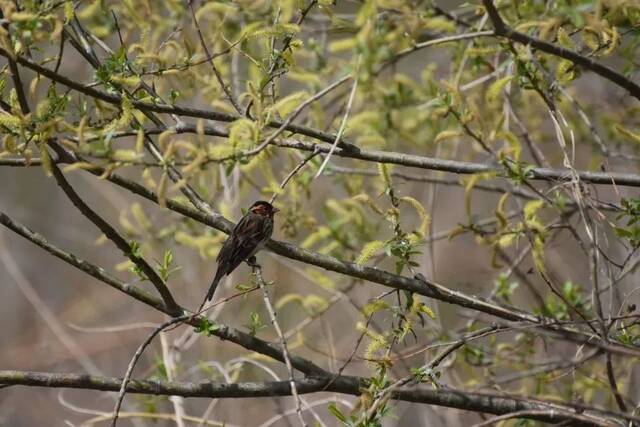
251;73;352;154
270;147;321;204
314;74;359;178
187;0;243;114
253;264;307;427
111;316;190;427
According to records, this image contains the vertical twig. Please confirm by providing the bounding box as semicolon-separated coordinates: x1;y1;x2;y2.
252;264;307;427
160;333;186;427
0;10;30;114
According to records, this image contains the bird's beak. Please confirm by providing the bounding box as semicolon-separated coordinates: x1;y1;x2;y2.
273;207;280;213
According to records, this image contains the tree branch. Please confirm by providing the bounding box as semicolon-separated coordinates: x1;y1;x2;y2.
111;316;190;427
3;149;635;360
0;209;166;312
92;169;640;359
40;161;632;360
0;47;356;149
253;264;306;427
0;10;30;115
282;138;640;188
481;0;640;101
0;207;327;376
0;370;629;426
74;123;640;189
2;46;640;188
49;161;182;315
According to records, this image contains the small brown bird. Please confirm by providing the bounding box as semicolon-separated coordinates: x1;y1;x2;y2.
205;200;279;302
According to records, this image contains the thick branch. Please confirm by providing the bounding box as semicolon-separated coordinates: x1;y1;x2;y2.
97;170;640;359
280;139;640;188
101;171;541;324
87;124;640;188
3;151;636;358
2;46;640;187
0;370;626;426
0;47;355;149
0;208;326;376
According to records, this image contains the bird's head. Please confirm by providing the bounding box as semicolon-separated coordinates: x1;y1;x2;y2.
249;200;280;217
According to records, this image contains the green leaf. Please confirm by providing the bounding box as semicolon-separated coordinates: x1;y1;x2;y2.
194;318;220;336
328;403;347;422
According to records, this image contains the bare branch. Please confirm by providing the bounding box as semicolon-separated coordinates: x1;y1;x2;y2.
1;370;632;426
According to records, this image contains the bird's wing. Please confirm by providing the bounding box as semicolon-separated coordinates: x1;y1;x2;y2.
217;213;271;274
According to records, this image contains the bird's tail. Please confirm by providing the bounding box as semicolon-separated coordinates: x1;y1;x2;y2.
196;269;225;315
206;269;225;302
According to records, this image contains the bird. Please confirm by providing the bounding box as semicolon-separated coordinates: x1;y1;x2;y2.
205;200;279;303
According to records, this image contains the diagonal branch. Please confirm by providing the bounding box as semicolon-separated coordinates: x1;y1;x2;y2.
92;169;640;359
0;198;637;424
0;207;326;376
66;123;640;189
0;209;166;312
0;46;355;149
481;0;640;101
3;150;637;359
111;316;190;427
0;10;30;115
48;161;182;315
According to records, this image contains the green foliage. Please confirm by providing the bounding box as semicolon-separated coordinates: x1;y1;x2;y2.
156;250;180;282
194;318;220;337
96;47;129;91
615;198;640;247
494;273;519;304
383;236;422;275
410;366;440;385
244;312;267;337
541;281;592;320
